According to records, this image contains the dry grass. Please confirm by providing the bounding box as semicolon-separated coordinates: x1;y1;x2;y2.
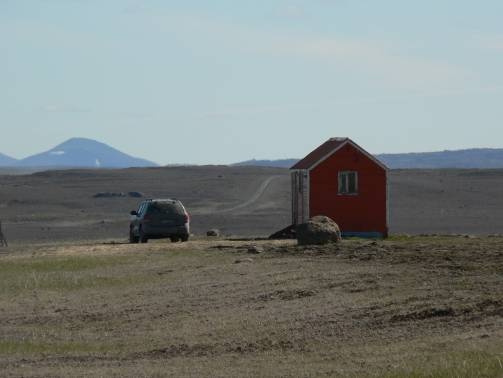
1;236;503;377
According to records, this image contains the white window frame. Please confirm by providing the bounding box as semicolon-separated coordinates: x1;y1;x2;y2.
338;171;358;195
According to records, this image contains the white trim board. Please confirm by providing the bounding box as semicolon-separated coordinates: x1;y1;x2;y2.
308;139;388;172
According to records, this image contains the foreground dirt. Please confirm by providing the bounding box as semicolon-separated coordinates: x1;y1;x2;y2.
1;236;502;377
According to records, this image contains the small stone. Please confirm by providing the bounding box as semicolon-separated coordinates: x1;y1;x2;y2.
247;245;264;254
93;192;126;198
206;229;220;237
128;191;144;198
234;258;253;264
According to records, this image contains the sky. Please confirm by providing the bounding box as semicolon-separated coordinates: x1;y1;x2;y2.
2;0;503;165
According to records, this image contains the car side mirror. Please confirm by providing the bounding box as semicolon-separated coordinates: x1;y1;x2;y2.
130;210;138;216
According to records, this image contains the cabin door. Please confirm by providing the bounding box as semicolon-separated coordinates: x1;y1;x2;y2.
292;170;309;224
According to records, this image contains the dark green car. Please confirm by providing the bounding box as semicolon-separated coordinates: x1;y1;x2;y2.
129;199;190;243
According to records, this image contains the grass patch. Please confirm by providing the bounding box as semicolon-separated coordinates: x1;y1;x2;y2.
0;255;131;274
0;255;147;295
1;272;147;294
0;247;229;296
382;350;503;378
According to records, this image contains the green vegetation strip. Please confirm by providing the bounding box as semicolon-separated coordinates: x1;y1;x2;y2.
382;350;503;378
0;255;147;294
0;255;132;274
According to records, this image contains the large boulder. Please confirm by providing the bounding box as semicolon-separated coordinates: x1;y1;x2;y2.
296;216;341;246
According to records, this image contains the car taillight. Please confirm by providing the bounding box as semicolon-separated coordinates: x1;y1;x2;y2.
184;213;190;223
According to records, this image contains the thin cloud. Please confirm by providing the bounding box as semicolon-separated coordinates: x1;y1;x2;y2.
121;0;149;15
258;35;474;91
42;105;91;114
474;34;503;51
280;4;306;19
202;104;303;120
41;105;154;121
202;85;503;120
149;12;476;92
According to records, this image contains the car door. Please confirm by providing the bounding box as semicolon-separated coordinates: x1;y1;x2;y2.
132;203;145;234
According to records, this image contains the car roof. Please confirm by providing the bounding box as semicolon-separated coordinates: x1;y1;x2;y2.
145;199;180;203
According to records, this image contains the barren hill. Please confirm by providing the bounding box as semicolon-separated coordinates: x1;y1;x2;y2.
0;152;17;166
234;148;503;169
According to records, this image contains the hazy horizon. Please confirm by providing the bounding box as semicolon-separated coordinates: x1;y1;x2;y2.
2;1;503;164
2;136;503;167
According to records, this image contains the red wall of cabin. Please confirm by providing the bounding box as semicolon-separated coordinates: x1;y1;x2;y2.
309;143;387;235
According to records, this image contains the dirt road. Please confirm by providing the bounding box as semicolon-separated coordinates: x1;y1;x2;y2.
207;175;282;214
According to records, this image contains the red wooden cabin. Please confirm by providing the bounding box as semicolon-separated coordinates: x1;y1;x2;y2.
291;138;388;238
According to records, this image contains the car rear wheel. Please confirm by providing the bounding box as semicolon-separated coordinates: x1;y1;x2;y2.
139;228;148;243
129;229;139;244
170;236;180;243
181;234;189;242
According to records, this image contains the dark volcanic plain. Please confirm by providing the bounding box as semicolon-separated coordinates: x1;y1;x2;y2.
1;166;503;243
0;166;289;244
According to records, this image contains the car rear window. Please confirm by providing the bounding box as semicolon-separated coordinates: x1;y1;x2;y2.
147;202;185;216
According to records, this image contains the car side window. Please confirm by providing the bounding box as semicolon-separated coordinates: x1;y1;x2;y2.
138;203;146;216
141;203;149;216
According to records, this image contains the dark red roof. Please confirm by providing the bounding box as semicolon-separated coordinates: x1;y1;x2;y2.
291;137;388;170
291;138;349;170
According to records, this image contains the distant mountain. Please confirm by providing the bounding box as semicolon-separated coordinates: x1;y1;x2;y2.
377;149;503;169
17;138;158;168
233;158;299;169
0;152;18;166
234;148;503;169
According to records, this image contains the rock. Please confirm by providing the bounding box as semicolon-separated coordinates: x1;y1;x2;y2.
206;229;220;237
247;245;264;254
269;224;296;240
128;191;144;198
234;258;254;264
93;192;126;198
296;215;341;246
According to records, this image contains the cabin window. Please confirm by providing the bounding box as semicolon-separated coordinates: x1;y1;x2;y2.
338;171;358;195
